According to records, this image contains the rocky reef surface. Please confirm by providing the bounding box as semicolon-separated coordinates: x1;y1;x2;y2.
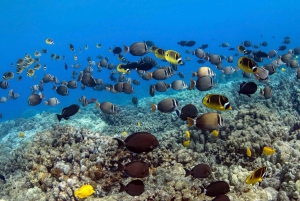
0;74;300;201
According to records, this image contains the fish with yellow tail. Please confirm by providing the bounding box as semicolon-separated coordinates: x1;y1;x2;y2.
281;68;286;72
262;146;275;155
74;184;95;199
245;166;266;185
183;140;190;147
246;147;252;157
202;94;232;111
187;113;224;137
154;48;166;60
137;121;141;126
121;131;127;136
164;50;183;65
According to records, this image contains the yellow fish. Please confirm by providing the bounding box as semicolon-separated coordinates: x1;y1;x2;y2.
245;166;266;185
281;68;286;72
116;63;130;74
185;130;190;139
137;122;141;126
121;131;127;136
45;38;54;45
263;146;275;155
164;50;183;65
246;147;251;157
19;132;24;138
202;94;232;111
74;184;95;199
211;130;219;137
237;56;258;73
183;140;190;147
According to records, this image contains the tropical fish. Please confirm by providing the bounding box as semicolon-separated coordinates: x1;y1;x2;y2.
114;132;159;153
201;181;230;197
45;38;54;45
74;184;95;199
183;140;190;147
246;147;251;157
164;50;183;65
263;146;275;155
245;166;266;185
115;161;149;178
184;163;211;178
185;131;190;139
237;56;258;73
19;132;24;138
121;131;127;136
56;104;80;121
119;180;145;196
137;121;141;126
202;94;232;111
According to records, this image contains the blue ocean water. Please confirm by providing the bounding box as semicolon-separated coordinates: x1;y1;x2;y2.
0;0;300;121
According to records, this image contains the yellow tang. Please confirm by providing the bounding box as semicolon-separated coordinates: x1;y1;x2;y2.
137;122;141;126
116;63;130;74
185;130;190;139
74;184;95;199
19;132;24;138
164;50;183;65
246;147;251;157
183;140;190;147
154;48;165;60
202;94;232;111
245;166;266;185
121;131;127;136
281;68;286;72
238;56;258;73
263;146;275;155
211;130;219;137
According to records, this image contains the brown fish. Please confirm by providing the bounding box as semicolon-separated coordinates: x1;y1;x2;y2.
184;163;211;178
114;132;159;153
176;103;198;121
202;181;230;197
119;180;145;196
116;161;149;178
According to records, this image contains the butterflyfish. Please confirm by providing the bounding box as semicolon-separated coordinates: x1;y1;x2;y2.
245;166;266;185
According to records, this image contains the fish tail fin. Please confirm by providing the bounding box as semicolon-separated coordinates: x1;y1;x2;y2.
199;186;205;194
119;183;126;193
147;72;152;79
113;138;125;149
184;168;191;177
116;161;124;172
95;101;100;108
123;45;129;54
187;117;195;127
191;72;196;77
175;109;181;117
150;103;156;112
56;114;62;122
260;88;263;96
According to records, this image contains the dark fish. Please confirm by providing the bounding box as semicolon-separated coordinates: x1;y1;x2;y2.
95;101;117;114
202;181;230;197
242;40;252;47
81;75;96;87
150;98;179;113
184;40;196;47
253;50;268;58
69;44;75;52
55;85;69;96
132;79;140;85
278;45;287;51
149;84;155;97
178;72;185;78
114;132;159;153
132;97;138;105
238;81;257;97
79;96;88;107
177;40;187;46
113;46;122;55
64;63;68;70
28;94;42;106
0;174;6;183
119;180;145;196
0;81;9;89
228;47;235;50
56;104;80;121
184;163;211;178
137;62;154;71
0;113;2;118
176;104;198;121
200;44;208;49
124;42;148;56
260;41;268;47
145;41;154;47
116;161;149;178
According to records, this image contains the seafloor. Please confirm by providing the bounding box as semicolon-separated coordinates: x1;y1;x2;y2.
0;69;300;201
